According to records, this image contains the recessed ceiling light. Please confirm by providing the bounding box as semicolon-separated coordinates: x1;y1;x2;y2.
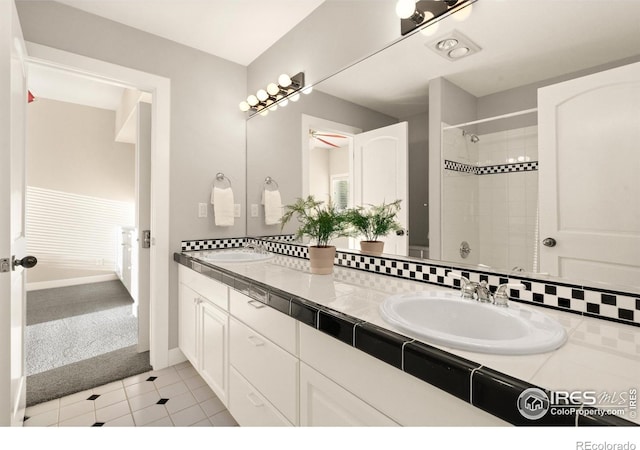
448;47;470;58
437;38;459;51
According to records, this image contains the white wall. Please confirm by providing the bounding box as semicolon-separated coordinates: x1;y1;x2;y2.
16;0;247;349
26;98;135;283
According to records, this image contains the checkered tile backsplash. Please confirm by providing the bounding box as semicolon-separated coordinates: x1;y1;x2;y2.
444;159;538;175
181;237;639;327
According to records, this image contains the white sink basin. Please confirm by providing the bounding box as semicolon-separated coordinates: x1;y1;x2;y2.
379;291;567;355
199;250;274;263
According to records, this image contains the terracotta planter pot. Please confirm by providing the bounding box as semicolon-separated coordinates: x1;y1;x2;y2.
360;240;384;255
308;245;336;275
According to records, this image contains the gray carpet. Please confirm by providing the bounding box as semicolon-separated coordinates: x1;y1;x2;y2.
26;280;152;407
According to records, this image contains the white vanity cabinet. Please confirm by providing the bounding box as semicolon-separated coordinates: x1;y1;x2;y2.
178;266;229;405
228;289;299;426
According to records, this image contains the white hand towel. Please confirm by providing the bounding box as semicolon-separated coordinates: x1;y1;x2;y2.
262;189;282;226
211;186;235;227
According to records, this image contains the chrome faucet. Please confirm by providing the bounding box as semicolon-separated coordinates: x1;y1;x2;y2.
475;281;493;303
493;283;526;307
448;272;479;300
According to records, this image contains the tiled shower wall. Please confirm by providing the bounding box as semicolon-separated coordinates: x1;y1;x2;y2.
442;125;539;272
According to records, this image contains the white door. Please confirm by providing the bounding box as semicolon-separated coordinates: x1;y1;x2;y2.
135;102;151;352
538;62;640;288
1;0;30;426
353;122;409;256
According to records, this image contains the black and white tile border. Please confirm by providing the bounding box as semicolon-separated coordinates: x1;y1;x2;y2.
174;251;637;426
182;237;639;327
444;159;539;175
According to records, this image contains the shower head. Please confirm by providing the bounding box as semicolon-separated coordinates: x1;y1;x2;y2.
462;130;480;143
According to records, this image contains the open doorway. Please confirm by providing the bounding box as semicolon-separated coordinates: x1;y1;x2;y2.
23;63;152;406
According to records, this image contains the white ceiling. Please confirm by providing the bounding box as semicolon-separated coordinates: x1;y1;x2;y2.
317;0;640;118
55;0;325;66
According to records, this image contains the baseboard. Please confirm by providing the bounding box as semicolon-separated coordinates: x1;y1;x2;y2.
26;273;119;291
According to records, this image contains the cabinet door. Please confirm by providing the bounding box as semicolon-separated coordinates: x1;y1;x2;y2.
200;300;228;406
178;283;199;366
300;362;398;427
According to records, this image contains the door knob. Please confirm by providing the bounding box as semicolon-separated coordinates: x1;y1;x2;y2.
542;238;557;248
396;229;405;236
13;255;38;270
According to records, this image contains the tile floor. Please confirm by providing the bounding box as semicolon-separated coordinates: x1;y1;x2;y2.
23;361;238;427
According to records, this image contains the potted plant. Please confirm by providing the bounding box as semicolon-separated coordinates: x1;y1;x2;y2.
280;195;351;275
345;199;402;255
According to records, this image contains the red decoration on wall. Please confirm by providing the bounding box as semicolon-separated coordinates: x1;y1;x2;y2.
28;90;35;103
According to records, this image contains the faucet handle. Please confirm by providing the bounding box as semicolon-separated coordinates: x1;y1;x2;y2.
494;283;526;307
448;271;477;299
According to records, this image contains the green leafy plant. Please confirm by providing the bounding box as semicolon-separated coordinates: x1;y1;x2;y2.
345;199;402;242
280;196;351;247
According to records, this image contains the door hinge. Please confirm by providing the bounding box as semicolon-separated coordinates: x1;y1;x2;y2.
142;230;151;248
0;258;10;273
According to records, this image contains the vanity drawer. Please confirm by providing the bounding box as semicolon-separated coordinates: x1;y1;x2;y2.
228;366;292;427
229;317;298;424
230;289;297;354
179;265;228;311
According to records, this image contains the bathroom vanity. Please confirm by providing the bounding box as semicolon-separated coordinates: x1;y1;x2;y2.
174;243;639;427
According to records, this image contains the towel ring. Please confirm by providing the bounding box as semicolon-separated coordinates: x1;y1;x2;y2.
214;172;232;188
263;176;279;191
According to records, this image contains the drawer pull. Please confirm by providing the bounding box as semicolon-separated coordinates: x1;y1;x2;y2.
247;299;266;309
247;335;265;347
247;392;264;407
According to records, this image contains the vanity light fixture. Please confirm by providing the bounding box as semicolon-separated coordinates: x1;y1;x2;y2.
239;72;306;117
396;0;477;36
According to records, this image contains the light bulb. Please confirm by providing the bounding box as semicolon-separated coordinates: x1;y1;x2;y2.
395;0;417;19
290;93;300;102
267;82;280;96
278;73;292;88
256;89;268;101
239;101;250;112
280;98;289;107
452;3;473;21
302;86;313;95
448;47;470;58
247;94;259;106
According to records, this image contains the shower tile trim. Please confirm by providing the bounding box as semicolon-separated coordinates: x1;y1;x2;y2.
444;159;539;175
181;237;639;328
174;251;636;427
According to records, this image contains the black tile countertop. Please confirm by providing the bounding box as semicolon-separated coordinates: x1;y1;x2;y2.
175;251;639;427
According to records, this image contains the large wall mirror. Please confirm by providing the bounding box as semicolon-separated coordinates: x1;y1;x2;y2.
246;1;640;293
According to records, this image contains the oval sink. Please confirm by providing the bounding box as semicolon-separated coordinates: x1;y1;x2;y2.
199;250;274;263
379;291;567;355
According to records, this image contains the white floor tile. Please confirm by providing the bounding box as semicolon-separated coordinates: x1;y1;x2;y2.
169;404;207;426
173;361;192;371
59;399;94;422
153;370;183;388
94;388;127;409
128;390;161;412
192;418;213;426
132;404;168;426
158;380;189;399
210;410;238;427
191;384;215;403
125;380;156;398
58;410;96;427
177;365;198;380
143;416;174;427
184;373;206;391
92;380;124;395
59;389;93;406
164;391;197;415
24;409;59;427
104;413;135;427
122;371;153;387
96;400;131;423
200;396;226;417
25;398;59;417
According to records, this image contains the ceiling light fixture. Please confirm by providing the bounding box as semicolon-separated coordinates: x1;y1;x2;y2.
396;0;477;36
428;29;481;61
239;72;306;117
